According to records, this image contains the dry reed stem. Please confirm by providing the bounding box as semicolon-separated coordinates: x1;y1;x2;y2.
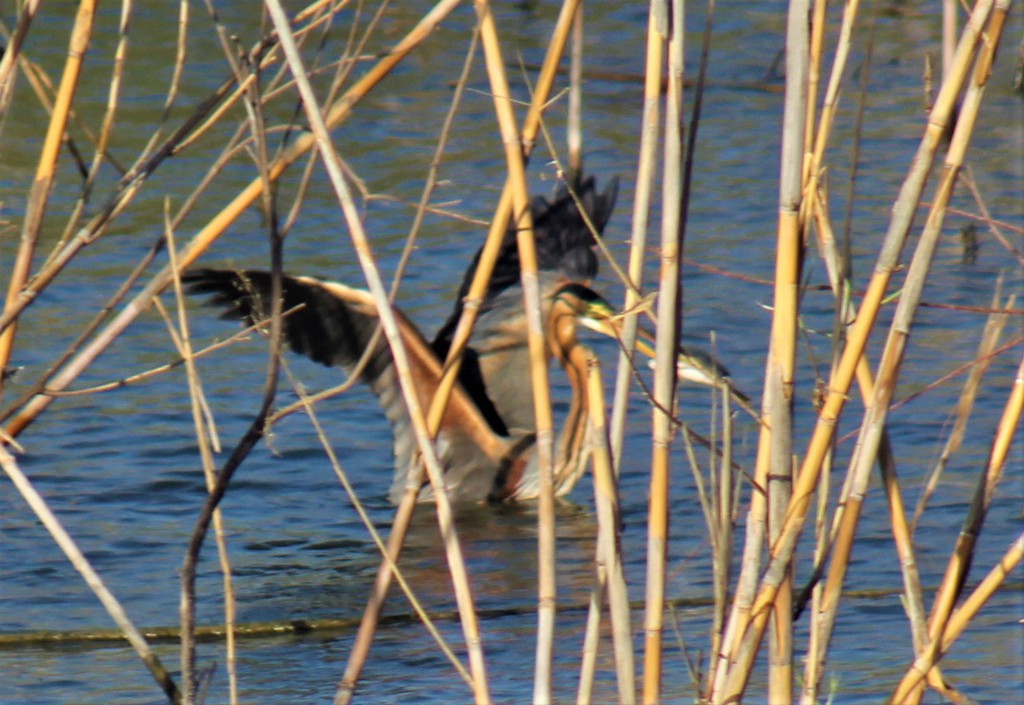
2;0;461;441
0;68;239;345
180;28;286;701
922;319;1021;680
468;3;556;701
427;0;580;429
265;5;493;704
891;528;1024;704
765;0;811;699
53;0;131;255
0;0;41;115
335;24;480;703
641;1;679;701
607;0;663;470
713;0;813;696
800;0;862;226
716;391;736;660
0;19;126;178
803;189;935;702
586;355;637;704
165;217;240;705
576;565;606;705
0;443;181;704
0;0;96;387
912;287;1015;531
940;530;1024;653
567;3;583;178
804;0;825;160
710;2;998;699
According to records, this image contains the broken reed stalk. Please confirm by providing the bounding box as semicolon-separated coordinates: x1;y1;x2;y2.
265;4;493;704
338;3;582;700
2;0;462;441
710;1;1000;700
641;1;680;702
165;223;239;705
0;443;181;704
0;0;96;386
585;355;636;704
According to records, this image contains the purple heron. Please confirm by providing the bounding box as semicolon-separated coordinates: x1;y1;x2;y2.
185;177;621;503
184;176;748;502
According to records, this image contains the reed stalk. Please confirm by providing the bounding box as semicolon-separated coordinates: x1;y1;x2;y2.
891;506;1024;703
0;443;181;703
920;305;1020;688
266;5;492;703
575;560;606;705
0;0;96;388
803;189;936;702
586;355;636;704
641;0;679;701
282;363;472;689
429;0;581;416
180;30;285;700
764;0;810;699
48;0;132;256
164;220;240;705
468;4;556;701
0;0;41;114
566;3;583;179
334;20;478;704
800;0;862;226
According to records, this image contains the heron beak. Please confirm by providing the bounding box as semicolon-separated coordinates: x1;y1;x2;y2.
581;308;734;390
577;307;657;358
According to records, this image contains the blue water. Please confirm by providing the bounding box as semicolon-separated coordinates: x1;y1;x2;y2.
1;1;1022;703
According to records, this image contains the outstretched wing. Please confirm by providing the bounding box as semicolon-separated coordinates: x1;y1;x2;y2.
429;175;619;435
184;268;519;503
183;268;390;376
431;174;619;354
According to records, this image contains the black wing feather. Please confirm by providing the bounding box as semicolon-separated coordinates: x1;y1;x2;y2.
183;268;390;380
431;174;619;354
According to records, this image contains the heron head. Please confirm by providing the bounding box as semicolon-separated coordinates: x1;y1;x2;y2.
551;283;618;336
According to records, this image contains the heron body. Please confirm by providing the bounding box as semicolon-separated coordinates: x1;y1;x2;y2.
185;176;621;504
184;270;619;503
